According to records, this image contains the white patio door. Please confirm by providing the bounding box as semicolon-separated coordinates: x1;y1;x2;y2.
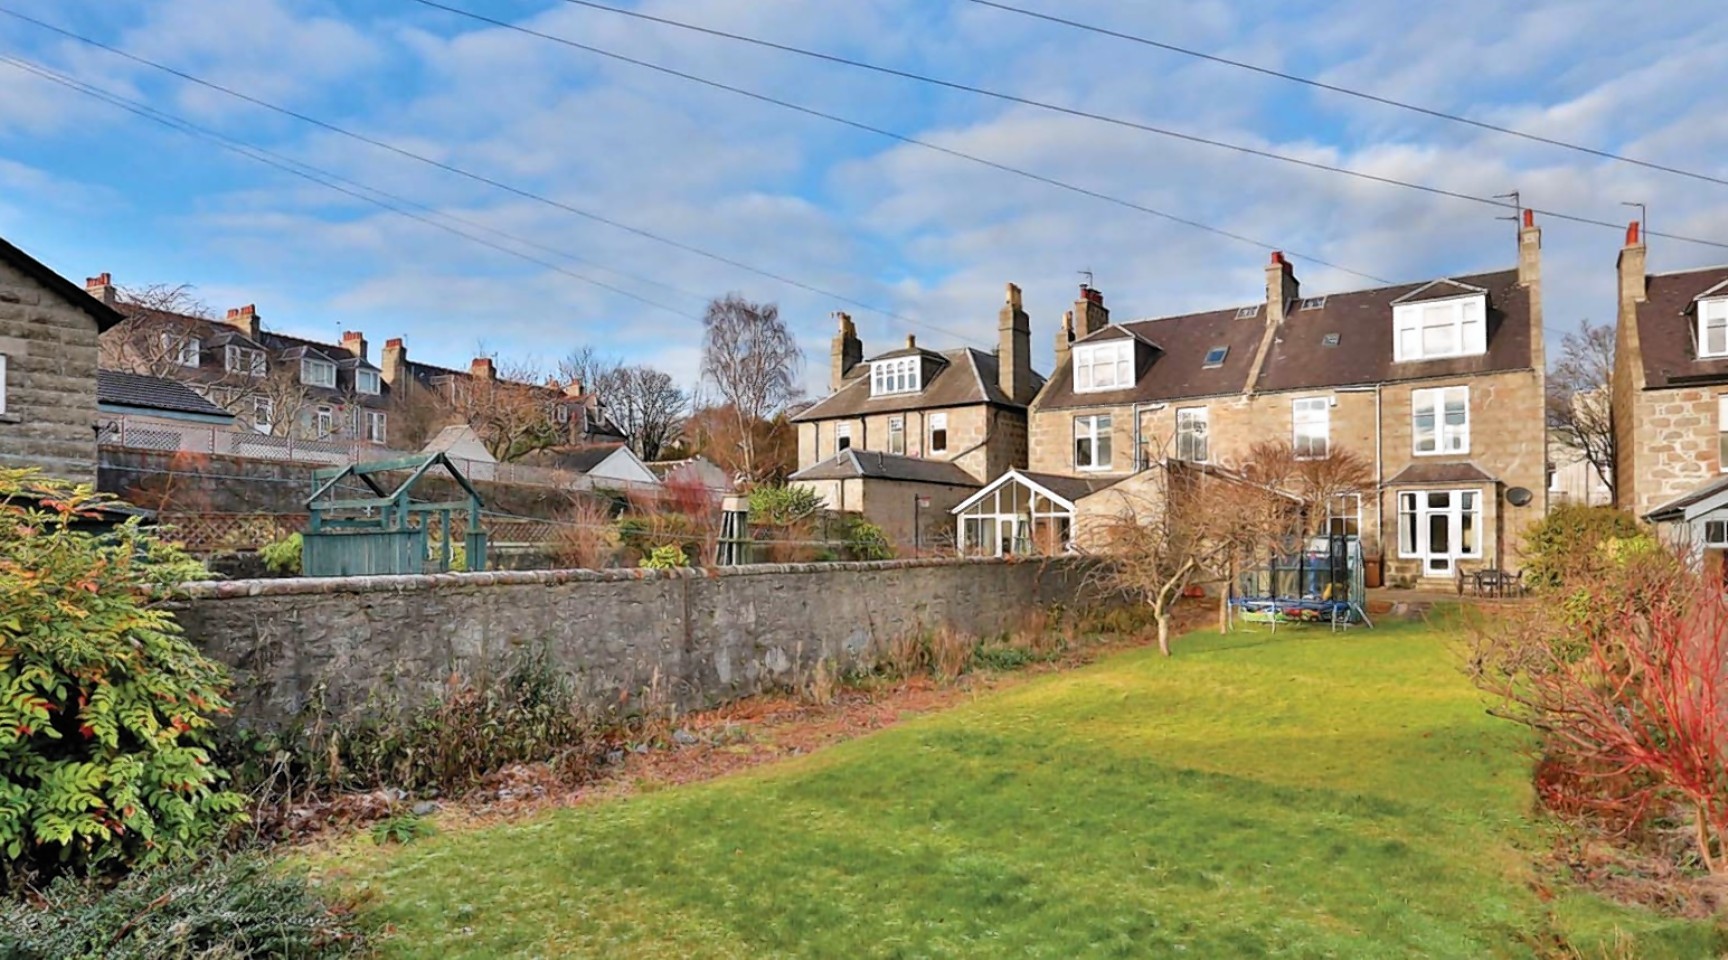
1400;490;1482;578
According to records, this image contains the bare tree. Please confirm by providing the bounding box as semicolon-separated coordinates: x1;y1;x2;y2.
557;346;624;401
699;295;802;482
444;358;562;460
607;366;689;461
1237;440;1376;537
99;283;217;377
1548;320;1615;496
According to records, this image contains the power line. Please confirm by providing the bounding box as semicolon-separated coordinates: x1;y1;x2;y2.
0;6;986;347
540;0;1728;252
962;0;1728;191
405;0;1390;284
0;55;704;321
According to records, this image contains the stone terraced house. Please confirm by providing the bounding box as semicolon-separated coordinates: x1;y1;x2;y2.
1611;221;1728;562
0;236;124;484
789;285;1043;549
960;215;1549;586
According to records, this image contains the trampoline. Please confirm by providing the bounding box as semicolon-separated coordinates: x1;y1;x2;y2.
1228;534;1372;631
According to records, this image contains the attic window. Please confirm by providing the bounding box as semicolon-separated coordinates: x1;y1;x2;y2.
870;357;921;395
1698;297;1728;359
1322;333;1341;347
1202;346;1228;368
1073;340;1133;392
1299;296;1328;310
1234;305;1259;319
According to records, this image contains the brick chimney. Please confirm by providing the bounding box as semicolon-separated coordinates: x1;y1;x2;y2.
1519;210;1544;370
470;356;496;381
1074;284;1109;339
564;378;585;398
1055;309;1076;370
1265;251;1299;326
340;330;368;361
381;337;407;386
999;282;1034;404
1618;219;1647;314
84;272;116;307
906;334;917;350
829;311;862;392
225;304;261;340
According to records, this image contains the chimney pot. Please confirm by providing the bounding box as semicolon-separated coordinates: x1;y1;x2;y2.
226;307;240;319
906;334;916;349
1523;208;1534;229
85;272;111;289
1005;282;1022;308
470;356;496;380
1627;220;1641;246
384;337;404;350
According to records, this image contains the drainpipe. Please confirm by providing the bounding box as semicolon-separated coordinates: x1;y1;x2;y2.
1337;384;1382;573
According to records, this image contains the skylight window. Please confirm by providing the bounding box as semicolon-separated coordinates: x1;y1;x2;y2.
1202;346;1228;368
1299;296;1328;310
1234;305;1259;319
1322;333;1341;347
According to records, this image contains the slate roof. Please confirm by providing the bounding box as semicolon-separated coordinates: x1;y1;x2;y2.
97;369;234;419
1384;461;1496;485
1630;264;1728;390
520;443;626;474
1035;268;1534;410
789;449;980;487
1017;470;1125;504
793;348;1043;421
1647;473;1728;522
0;236;124;330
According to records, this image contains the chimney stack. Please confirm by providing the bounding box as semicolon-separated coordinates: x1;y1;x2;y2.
225;304;261;340
906;334;917;350
470;356;497;381
381;337;406;386
1055;309;1076;369
564;378;585;398
1073;283;1109;339
341;330;368;361
829;311;862;392
84;272;116;307
1618;219;1647;314
1519;210;1545;370
1265;252;1299;326
998;282;1034;404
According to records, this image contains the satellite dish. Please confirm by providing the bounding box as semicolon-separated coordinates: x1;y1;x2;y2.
1506;487;1534;507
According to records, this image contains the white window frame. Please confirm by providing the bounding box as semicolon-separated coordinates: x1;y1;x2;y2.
314;405;336;438
1073;414;1113;471
1397;489;1484;577
365;409;388;443
835;422;852;455
224;344;265;377
162;333;201;368
355;369;381;395
929;412;948;455
301;358;337;388
0;352;7;415
1705;518;1728;548
870;357;920;396
251;396;273;434
1412;386;1470;456
555;404;571;424
1701;298;1728;359
1073;340;1133;393
887;415;906;456
1175;407;1209;463
1327;493;1361;538
1718;396;1728;472
1393;295;1487;362
1292;397;1329;459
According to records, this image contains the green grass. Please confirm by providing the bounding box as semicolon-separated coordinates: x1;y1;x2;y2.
325;618;1723;958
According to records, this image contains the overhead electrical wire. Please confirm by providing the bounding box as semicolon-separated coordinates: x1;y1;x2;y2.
537;0;1728;251
0;6;988;347
404;0;1390;284
962;0;1728;190
0;55;705;320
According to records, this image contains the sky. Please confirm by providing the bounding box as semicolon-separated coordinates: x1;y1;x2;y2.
2;0;1726;397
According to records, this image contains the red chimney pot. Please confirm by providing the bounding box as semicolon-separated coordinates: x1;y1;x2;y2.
1626;221;1641;246
384;337;404;349
1522;209;1534;229
1270;251;1285;265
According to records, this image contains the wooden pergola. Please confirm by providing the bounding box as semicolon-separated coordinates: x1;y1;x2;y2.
302;453;487;576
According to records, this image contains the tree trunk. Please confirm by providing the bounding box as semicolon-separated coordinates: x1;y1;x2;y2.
1156;613;1171;657
1698;806;1721;875
1219;558;1234;634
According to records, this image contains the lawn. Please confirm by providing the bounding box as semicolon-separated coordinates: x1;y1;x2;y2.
321;617;1723;958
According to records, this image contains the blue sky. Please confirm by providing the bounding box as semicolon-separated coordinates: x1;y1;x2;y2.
2;0;1726;394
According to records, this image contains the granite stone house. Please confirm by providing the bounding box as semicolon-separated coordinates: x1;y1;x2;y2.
0;237;124;484
961;216;1549;585
789;285;1043;549
1611;221;1728;560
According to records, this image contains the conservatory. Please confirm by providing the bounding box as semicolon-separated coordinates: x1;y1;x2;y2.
951;469;1116;557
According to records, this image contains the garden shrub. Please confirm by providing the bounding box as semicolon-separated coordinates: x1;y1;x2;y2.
0;471;246;890
0;853;364;959
747;485;823;527
259;531;303;575
639;544;689;569
842;518;894;561
1521;504;1644;589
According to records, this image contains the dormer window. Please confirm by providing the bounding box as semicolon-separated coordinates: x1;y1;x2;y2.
356;369;381;395
1393;295;1486;362
162;334;200;368
1073;340;1133;392
871;357;920;395
1699;297;1728;358
301;357;337;388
